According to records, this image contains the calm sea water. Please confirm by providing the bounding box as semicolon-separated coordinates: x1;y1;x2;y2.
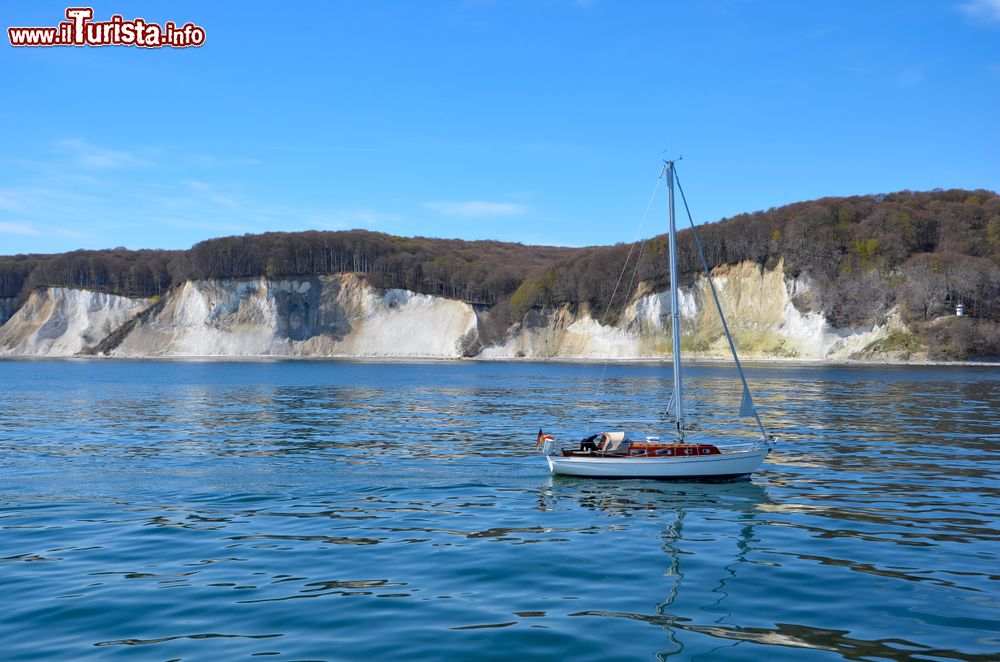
1;360;998;661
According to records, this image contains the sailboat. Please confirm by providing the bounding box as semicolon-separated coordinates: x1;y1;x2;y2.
538;159;775;479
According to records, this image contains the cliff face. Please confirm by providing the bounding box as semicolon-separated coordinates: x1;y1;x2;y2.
0;288;151;357
110;274;478;358
480;259;903;360
674;260;906;360
0;262;910;360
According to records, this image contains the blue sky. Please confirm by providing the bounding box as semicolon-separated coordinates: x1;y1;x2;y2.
1;0;998;254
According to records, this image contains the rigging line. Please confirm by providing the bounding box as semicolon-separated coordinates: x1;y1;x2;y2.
598;174;663;329
584;173;664;435
602;214;653;400
673;168;769;438
621;224;650;324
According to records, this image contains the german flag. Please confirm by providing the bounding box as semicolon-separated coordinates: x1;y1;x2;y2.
535;428;554;449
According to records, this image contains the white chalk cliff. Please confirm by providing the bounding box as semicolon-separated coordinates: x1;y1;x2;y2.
481;259;903;360
109;275;478;358
0;288;151;356
0;261;905;360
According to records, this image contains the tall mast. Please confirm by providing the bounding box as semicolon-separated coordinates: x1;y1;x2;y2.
666;160;684;428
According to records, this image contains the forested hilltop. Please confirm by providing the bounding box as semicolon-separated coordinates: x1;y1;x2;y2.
1;188;998;360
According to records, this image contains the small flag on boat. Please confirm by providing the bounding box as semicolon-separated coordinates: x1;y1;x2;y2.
536;428;554;449
739;386;756;418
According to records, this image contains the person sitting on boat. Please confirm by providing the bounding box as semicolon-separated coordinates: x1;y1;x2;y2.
578;433;600;452
577;431;631;454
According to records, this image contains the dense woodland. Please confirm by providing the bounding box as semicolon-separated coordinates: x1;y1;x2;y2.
500;188;1000;358
506;190;999;323
2;188;999;358
0;233;572;305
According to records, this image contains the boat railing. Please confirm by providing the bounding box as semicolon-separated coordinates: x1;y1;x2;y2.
719;438;772;453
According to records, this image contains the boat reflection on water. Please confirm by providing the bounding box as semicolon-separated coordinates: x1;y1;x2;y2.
535;478;769;657
536;478;975;661
538;476;769;519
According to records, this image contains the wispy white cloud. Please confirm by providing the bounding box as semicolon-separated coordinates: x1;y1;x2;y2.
896;66;925;87
0;191;25;211
183;180;239;208
306;207;403;232
424;201;529;217
191;154;262;167
0;222;41;236
52;138;151;170
51;227;85;238
794;27;834;44
958;0;1000;23
0;138;414;252
350;207;401;225
143;216;257;235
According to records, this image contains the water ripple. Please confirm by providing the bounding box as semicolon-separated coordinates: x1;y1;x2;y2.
0;360;997;660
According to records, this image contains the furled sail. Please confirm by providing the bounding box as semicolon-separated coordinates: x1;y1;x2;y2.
739;386;756;418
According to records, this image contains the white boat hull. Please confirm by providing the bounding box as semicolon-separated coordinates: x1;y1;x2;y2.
546;448;768;479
